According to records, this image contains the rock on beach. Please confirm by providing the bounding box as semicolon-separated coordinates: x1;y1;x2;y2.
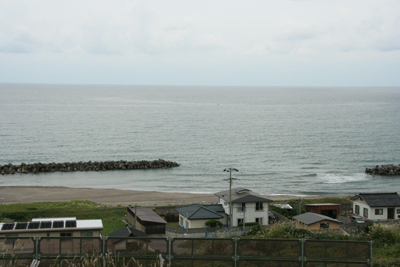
365;164;400;176
0;159;180;175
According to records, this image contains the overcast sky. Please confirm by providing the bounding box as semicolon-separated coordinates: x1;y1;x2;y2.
1;0;399;86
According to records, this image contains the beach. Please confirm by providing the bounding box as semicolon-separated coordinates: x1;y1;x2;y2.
0;186;347;206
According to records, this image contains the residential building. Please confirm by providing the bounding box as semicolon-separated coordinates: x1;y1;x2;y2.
293;212;342;230
0;217;103;255
127;207;167;235
305;203;341;219
215;187;273;227
176;204;227;229
351;192;400;220
107;225;147;254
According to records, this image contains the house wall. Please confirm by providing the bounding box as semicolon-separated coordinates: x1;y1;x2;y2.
295;220;340;230
127;212;146;232
353;199;400;220
232;202;269;227
178;214;226;229
0;230;101;238
0;230;102;255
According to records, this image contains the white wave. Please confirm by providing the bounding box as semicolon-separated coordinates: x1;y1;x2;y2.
317;173;369;184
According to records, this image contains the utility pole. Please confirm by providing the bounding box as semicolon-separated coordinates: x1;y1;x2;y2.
224;168;239;227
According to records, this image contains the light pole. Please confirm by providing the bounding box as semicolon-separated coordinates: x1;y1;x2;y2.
223;168;238;227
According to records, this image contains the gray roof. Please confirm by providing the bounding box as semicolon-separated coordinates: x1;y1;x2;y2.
127;207;167;224
109;226;147;238
293;212;342;225
176;204;224;220
352;193;400;207
215;187;273;203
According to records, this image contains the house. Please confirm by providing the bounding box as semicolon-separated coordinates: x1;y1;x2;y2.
351;193;400;220
293;212;342;230
305;203;341;219
176;204;227;229
127;207;167;235
0;217;103;255
107;225;147;254
215;187;273;227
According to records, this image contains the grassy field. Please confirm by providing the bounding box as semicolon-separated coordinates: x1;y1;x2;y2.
0;200;127;235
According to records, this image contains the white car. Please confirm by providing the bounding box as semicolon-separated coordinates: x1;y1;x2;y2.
351;216;365;224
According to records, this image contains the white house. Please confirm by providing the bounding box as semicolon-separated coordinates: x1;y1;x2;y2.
215;188;273;227
176;204;227;229
351;193;400;221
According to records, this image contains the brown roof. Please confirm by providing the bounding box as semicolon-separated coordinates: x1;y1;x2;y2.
127;207;167;224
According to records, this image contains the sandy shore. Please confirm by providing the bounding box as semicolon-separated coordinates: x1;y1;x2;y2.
0;186;349;207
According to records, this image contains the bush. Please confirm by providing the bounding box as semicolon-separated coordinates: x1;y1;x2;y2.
238;222;259;227
205;220;223;227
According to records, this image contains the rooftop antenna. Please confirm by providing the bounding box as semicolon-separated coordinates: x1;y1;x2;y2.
223;168;239;227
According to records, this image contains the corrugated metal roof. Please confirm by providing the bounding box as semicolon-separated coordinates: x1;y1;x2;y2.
127;207;167;224
305;203;341;206
76;219;103;229
32;217;76;222
293;212;342;225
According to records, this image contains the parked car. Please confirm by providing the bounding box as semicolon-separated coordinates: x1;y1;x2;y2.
351;216;365;223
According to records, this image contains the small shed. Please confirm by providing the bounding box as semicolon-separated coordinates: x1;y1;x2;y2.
293;212;342;230
305;203;341;219
127;207;167;235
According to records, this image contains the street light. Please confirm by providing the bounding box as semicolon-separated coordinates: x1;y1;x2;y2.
223;168;239;227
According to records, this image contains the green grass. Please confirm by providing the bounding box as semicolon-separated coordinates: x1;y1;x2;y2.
167;222;180;228
0;200;127;235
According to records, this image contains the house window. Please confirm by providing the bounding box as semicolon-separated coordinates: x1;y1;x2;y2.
237;203;245;212
363;208;368;218
60;232;73;241
255;218;263;225
355;205;360;215
179;216;183;226
397;209;400;214
256;202;264;211
237;218;244;225
375;209;383;215
81;231;93;237
60;232;72;237
320;223;329;229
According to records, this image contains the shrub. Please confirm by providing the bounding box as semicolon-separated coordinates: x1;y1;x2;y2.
238;222;259;227
205;220;223;227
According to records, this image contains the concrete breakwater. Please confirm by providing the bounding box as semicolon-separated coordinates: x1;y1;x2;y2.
365;164;400;175
0;160;180;175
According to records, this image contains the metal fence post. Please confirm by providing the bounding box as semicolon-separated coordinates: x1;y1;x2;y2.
300;238;305;267
102;236;107;267
34;236;40;261
233;238;238;267
167;236;173;265
369;240;373;267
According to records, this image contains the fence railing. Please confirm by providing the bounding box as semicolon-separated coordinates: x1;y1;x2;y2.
0;236;373;267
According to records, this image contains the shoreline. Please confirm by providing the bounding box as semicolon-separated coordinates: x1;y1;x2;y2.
0;186;351;207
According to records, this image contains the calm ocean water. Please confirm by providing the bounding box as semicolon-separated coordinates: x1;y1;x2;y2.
0;84;399;196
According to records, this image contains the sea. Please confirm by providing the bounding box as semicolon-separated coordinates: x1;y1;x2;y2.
0;84;399;197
